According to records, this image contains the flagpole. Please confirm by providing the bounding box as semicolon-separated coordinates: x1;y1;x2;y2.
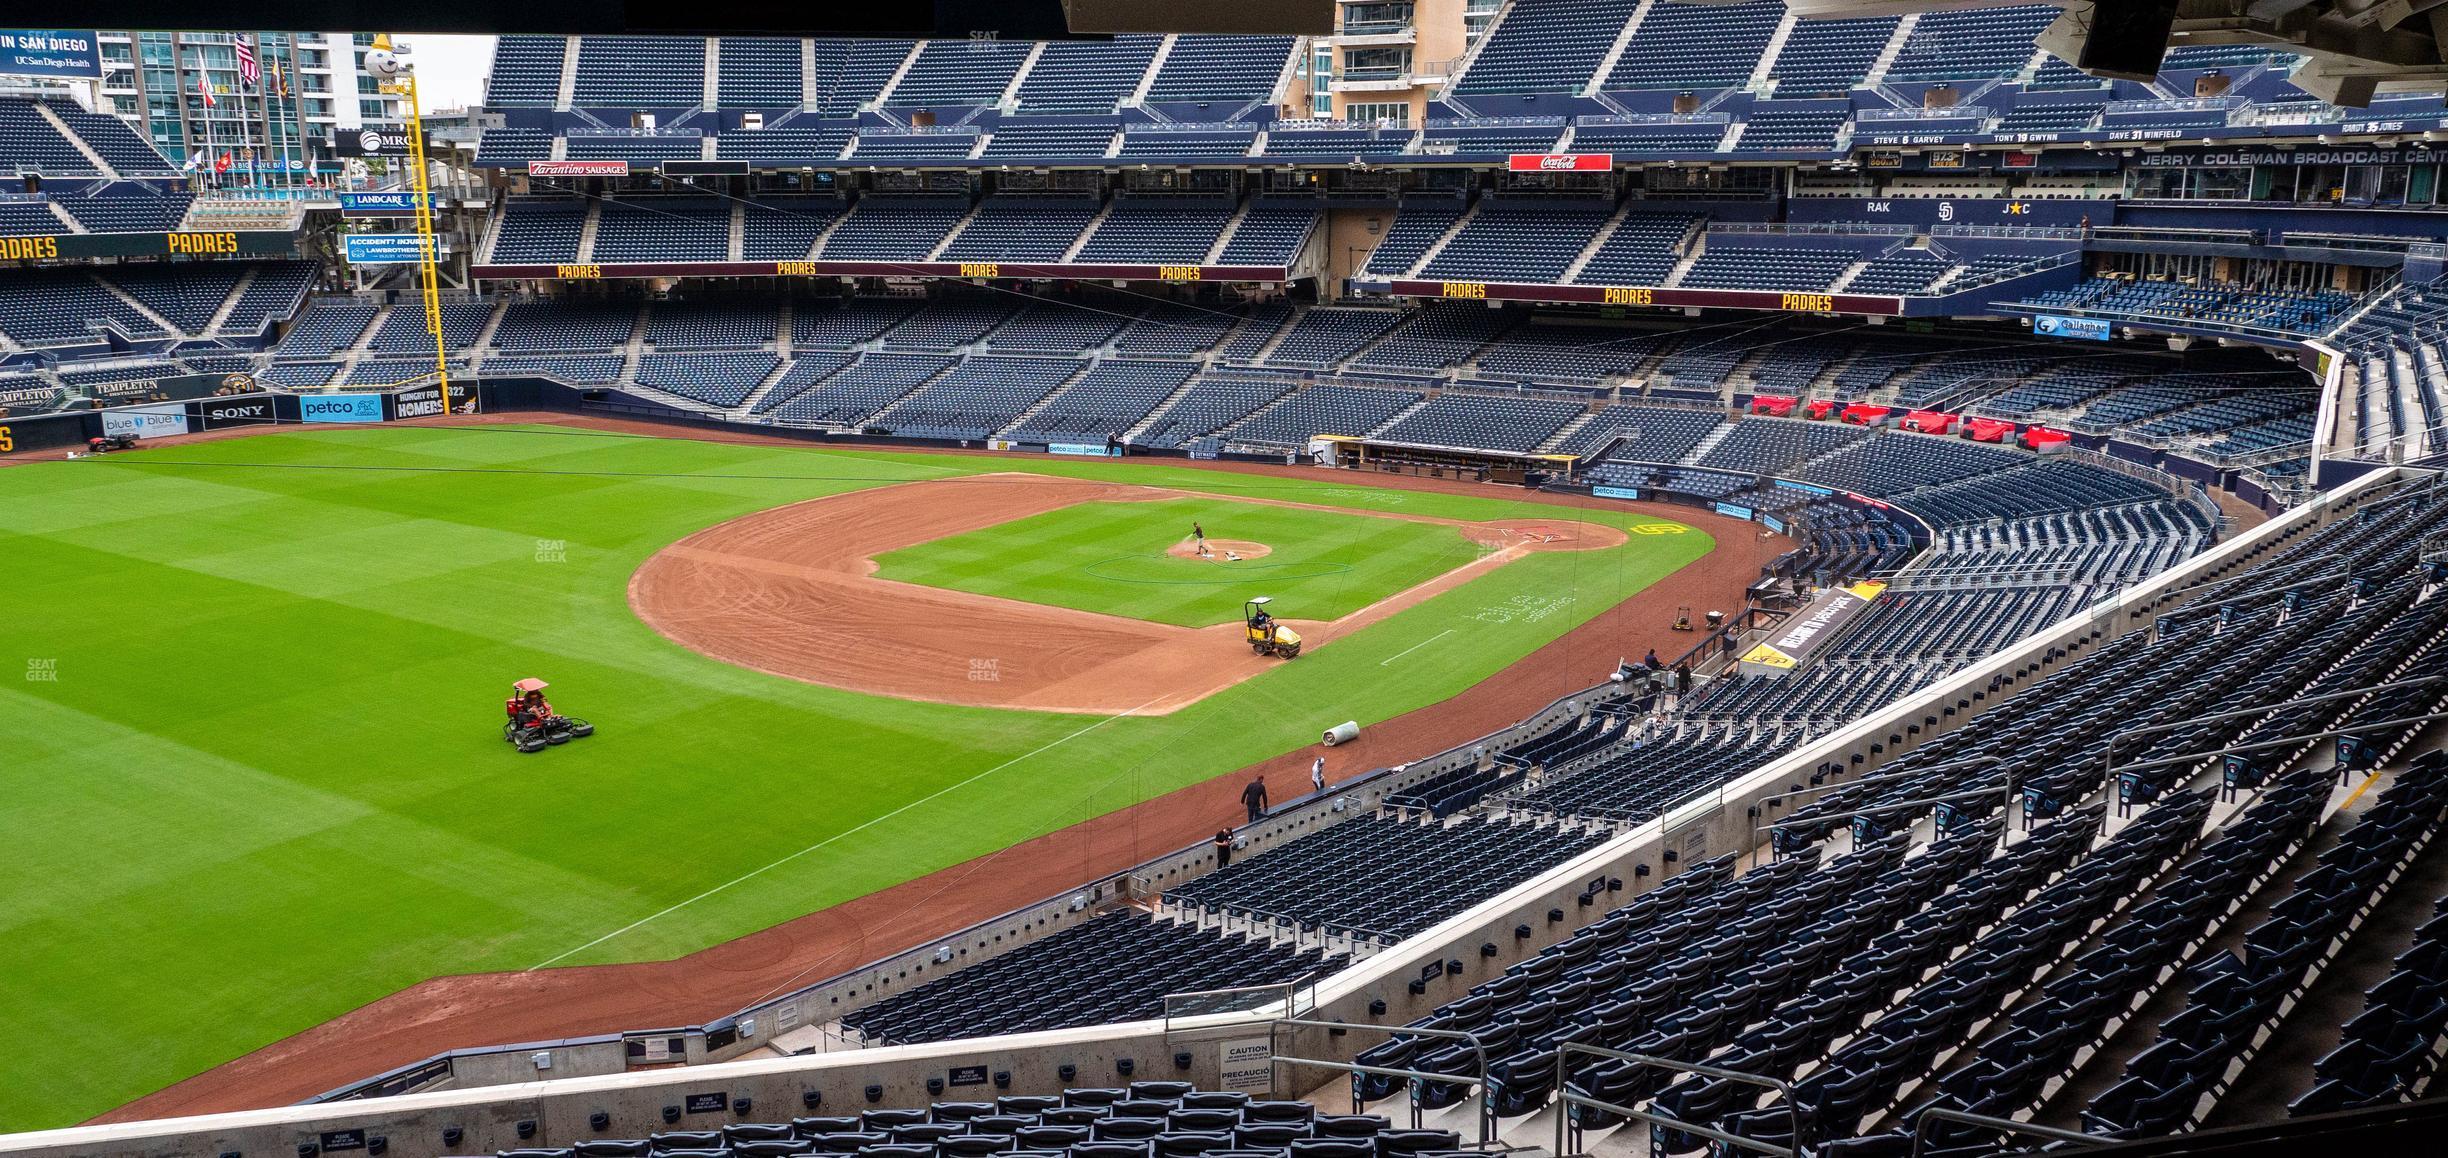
198;49;217;192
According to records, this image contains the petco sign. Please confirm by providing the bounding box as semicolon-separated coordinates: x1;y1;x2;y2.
1508;153;1613;172
300;394;387;424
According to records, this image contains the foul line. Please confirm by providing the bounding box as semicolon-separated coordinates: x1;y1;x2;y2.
1380;628;1455;667
525;693;1168;971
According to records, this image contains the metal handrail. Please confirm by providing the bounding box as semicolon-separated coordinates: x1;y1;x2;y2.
1552;1042;1798;1157
1745;755;2008;864
1269;1017;1496;1145
1909;1106;2102;1156
2097;673;2448;810
2104;705;2448;816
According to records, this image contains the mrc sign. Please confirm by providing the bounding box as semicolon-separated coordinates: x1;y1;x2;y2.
1507;153;1613;172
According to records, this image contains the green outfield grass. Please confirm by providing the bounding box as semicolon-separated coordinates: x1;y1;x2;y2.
874;498;1479;627
0;424;1709;1131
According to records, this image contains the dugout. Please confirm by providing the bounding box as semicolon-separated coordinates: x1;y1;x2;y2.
1312;434;1572;485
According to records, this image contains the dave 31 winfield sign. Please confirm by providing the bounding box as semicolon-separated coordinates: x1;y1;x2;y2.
1507;153;1614;172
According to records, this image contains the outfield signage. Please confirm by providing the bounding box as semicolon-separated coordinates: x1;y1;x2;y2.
0;30;98;79
1047;442;1120;457
339;191;428;217
0;229;296;261
330;128;428;158
2034;314;2113;341
300;394;386;424
1712;502;1755;521
387;383;460;420
1507;152;1612;172
101;403;188;439
1592;485;1643;501
528;160;631;177
194;395;277;430
344;233;444;264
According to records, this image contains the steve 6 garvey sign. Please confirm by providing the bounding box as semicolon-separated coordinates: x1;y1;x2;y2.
1508;153;1613;172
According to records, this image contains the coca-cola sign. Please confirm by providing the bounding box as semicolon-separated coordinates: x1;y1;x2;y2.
1507;153;1613;172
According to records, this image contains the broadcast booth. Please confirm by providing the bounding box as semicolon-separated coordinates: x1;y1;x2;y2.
1310;433;1574;486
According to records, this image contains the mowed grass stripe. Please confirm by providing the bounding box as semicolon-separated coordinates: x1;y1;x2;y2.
0;425;1709;1129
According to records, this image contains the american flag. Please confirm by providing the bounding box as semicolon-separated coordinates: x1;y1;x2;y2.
234;34;259;88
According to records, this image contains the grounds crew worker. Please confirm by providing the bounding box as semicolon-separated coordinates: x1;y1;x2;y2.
1242;775;1269;824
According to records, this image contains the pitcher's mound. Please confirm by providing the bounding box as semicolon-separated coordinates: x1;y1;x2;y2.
1167;538;1273;562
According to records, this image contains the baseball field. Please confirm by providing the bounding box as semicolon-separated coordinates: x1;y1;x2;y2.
0;421;1716;1130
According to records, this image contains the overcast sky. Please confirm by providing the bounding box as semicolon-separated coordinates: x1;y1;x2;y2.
406;34;495;113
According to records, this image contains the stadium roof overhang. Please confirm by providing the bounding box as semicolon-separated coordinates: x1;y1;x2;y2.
50;0;1330;36
1790;0;2448;105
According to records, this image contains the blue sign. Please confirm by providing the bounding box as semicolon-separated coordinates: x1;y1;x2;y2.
1714;502;1756;521
1774;479;1835;497
2034;314;2113;342
343;233;440;264
299;394;386;424
0;30;99;79
1592;485;1642;501
339;191;427;218
1761;514;1788;535
1047;442;1120;457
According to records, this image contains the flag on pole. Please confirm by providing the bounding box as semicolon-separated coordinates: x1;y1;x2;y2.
215;151;231;173
271;61;288;98
235;34;259;88
197;71;214;107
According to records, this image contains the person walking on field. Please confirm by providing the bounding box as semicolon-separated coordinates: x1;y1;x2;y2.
1241;775;1269;823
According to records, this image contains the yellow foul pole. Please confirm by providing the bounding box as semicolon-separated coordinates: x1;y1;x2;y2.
380;34;455;413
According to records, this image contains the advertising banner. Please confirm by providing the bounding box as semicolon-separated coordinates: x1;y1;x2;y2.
528;160;631;178
101;403;189;439
1713;502;1755;521
299;394;386;424
338;191;428;217
1047;442;1120;457
343;233;444;264
331;128;427;158
0;30;98;79
1592;485;1643;501
192;395;277;430
386;382;460;420
1507;153;1613;172
2034;314;2113;342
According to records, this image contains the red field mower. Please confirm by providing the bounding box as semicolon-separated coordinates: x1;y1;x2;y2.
504;678;595;753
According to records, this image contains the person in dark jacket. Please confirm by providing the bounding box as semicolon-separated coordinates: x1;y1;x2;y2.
1241;775;1269;823
1213;830;1235;868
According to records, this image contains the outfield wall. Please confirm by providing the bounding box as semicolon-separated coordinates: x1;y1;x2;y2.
0;452;2403;1158
0;383;469;458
